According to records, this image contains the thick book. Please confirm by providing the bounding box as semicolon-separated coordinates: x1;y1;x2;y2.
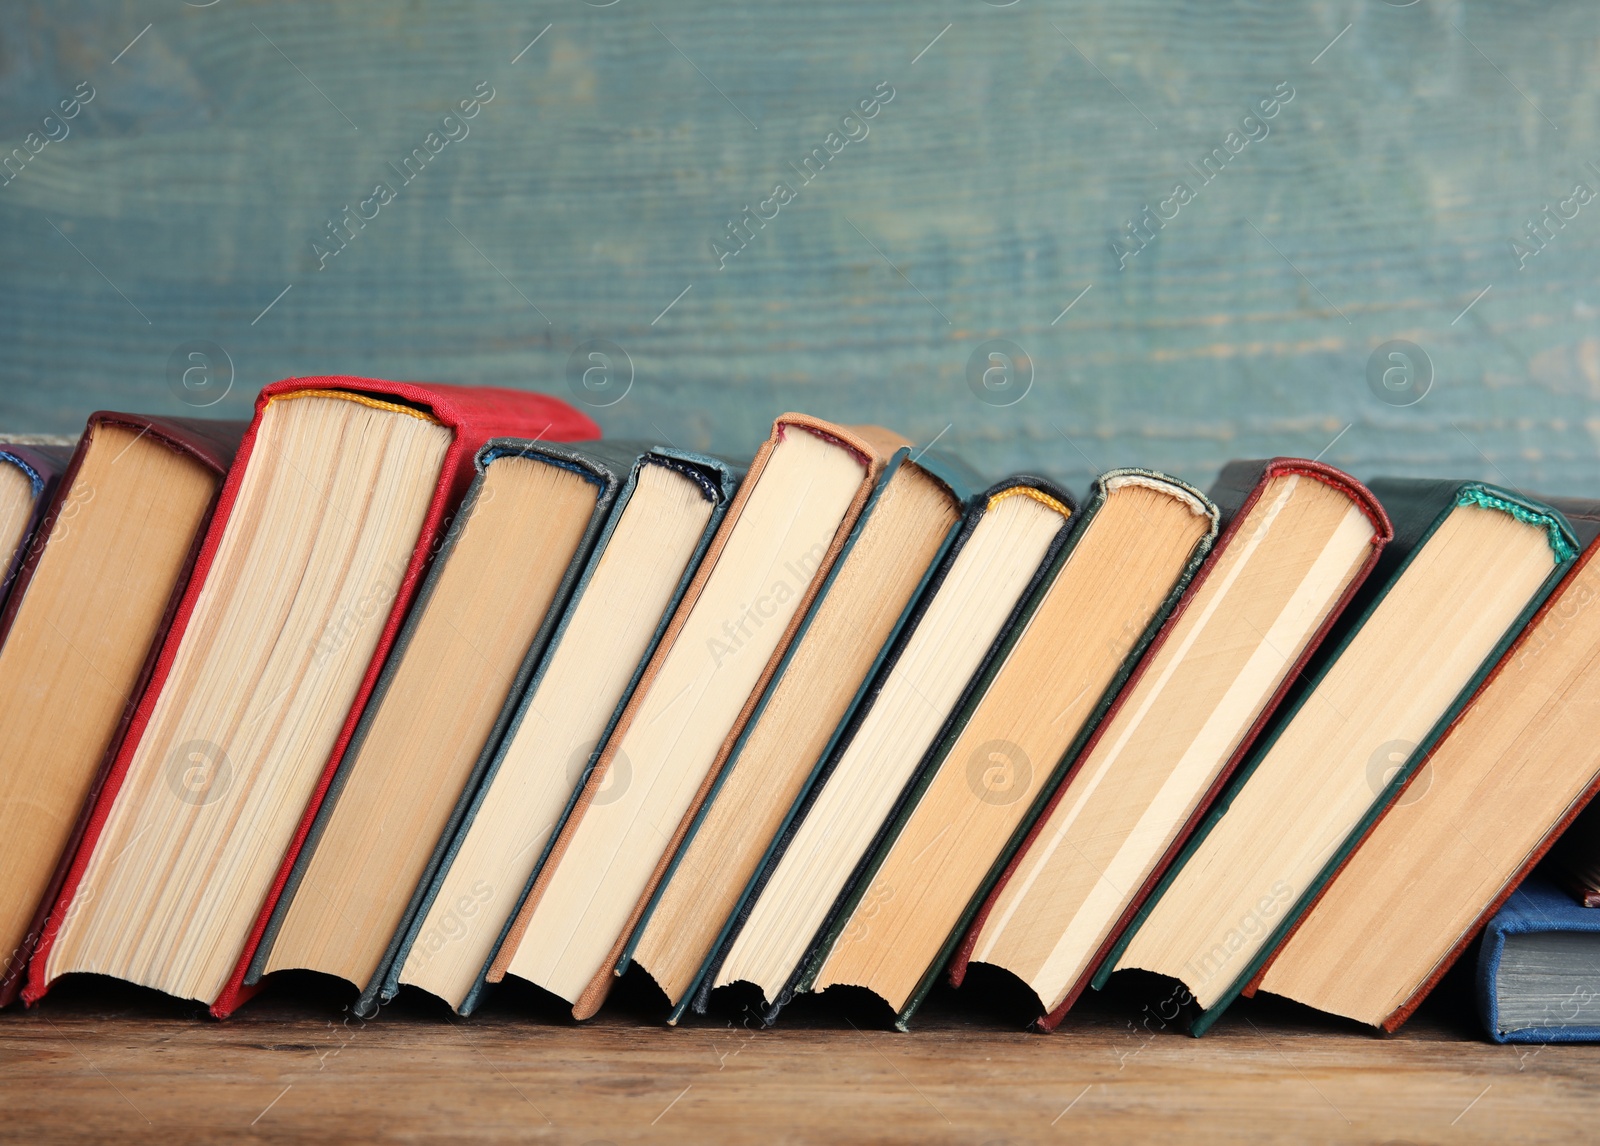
0;443;73;607
1250;498;1600;1028
1099;480;1578;1034
699;474;1080;1024
620;447;975;1021
950;460;1391;1030
482;415;904;1019
0;415;244;1008
364;444;735;1016
802;470;1220;1029
244;441;730;1015
24;379;596;1016
1477;877;1600;1043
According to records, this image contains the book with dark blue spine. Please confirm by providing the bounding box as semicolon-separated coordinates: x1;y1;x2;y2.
0;444;73;607
1479;876;1600;1043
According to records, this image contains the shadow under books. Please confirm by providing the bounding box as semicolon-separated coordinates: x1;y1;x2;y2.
21;952;1488;1043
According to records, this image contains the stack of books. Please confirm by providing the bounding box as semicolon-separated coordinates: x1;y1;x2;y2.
0;376;1596;1043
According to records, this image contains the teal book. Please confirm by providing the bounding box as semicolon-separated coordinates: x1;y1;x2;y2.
1095;480;1578;1035
618;446;982;1022
248;439;737;1017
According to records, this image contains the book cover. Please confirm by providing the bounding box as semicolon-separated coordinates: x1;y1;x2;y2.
1478;876;1600;1043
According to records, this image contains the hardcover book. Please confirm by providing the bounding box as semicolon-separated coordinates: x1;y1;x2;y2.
701;474;1079;1023
950;460;1390;1030
1477;877;1600;1043
0;443;73;606
803;470;1219;1029
621;446;975;1021
1100;480;1578;1034
245;441;728;1014
377;444;737;1016
24;379;596;1015
1250;498;1600;1028
483;415;902;1019
0;415;244;1008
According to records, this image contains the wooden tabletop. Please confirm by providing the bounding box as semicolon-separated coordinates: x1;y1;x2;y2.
2;970;1592;1143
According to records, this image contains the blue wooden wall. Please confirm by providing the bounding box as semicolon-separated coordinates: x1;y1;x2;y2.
2;1;1597;495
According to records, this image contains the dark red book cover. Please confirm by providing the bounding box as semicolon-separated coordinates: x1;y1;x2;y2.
0;414;246;1008
23;379;597;1016
947;459;1391;1030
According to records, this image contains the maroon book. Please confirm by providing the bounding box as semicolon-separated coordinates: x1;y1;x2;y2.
0;414;246;1007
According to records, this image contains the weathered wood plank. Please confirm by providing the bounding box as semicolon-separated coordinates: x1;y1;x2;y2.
1;1;1597;496
0;976;1593;1143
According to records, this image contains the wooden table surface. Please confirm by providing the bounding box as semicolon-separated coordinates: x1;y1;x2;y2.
2;970;1592;1143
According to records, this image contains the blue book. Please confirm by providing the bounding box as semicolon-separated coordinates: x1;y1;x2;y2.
1478;876;1600;1043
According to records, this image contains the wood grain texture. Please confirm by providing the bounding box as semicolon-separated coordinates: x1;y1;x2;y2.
2;1;1598;495
0;974;1592;1143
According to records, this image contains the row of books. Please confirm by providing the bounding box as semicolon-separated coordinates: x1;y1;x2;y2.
0;376;1596;1042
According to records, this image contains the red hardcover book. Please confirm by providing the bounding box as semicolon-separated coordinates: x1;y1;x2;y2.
948;459;1390;1029
24;378;596;1016
0;415;245;1008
